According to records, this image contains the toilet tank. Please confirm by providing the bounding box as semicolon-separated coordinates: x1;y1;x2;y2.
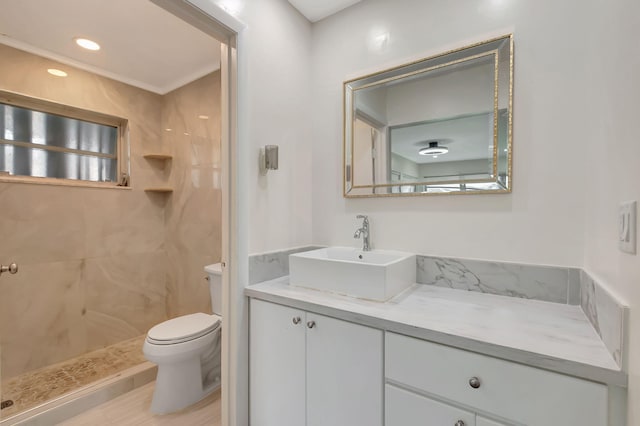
204;263;223;316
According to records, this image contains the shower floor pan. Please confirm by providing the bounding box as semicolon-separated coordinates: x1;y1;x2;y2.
0;335;149;421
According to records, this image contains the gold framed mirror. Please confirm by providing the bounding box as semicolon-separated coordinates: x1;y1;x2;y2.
344;34;513;197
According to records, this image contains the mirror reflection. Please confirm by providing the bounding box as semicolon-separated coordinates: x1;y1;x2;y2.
344;35;513;197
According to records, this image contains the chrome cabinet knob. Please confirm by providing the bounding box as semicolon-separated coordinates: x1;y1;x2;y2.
0;263;18;275
306;320;316;329
454;421;465;426
469;377;481;389
292;317;301;325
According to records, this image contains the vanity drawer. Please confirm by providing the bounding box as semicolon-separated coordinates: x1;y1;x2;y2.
386;384;475;426
385;332;608;426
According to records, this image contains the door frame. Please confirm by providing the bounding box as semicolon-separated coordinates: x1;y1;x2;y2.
149;1;247;425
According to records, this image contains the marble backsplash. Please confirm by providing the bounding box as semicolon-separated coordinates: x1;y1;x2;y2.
248;247;627;369
416;256;581;305
580;270;627;368
248;246;324;285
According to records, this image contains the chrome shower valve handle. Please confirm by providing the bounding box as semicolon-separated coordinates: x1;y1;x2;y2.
0;263;18;275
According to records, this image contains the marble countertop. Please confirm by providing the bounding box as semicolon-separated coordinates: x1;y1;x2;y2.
245;277;627;387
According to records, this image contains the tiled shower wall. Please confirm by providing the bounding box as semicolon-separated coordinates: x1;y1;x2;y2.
164;72;222;317
0;44;221;379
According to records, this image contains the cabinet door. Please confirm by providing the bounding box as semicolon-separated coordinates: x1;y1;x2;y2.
250;299;306;426
386;384;475;426
306;313;383;426
476;416;509;426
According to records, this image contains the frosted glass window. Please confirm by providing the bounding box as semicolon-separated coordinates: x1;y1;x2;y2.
0;101;124;184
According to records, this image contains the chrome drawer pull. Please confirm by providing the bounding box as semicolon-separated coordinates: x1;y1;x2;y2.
307;320;316;329
469;376;481;389
292;317;301;325
454;421;465;426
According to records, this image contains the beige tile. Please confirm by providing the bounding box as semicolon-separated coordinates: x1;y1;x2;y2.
0;184;86;265
162;71;222;319
84;252;168;350
165;253;216;318
82;190;165;259
166;192;221;252
0;47;221;408
0;260;86;379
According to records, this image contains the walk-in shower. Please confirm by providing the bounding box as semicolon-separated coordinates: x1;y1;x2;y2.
0;0;222;421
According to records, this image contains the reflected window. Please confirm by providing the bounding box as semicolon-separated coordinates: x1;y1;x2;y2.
0;92;128;185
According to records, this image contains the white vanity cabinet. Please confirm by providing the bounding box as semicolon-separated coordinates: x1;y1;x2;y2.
386;332;608;426
476;417;509;426
386;384;476;425
250;299;383;426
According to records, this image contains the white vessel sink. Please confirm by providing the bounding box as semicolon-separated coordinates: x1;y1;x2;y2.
289;247;416;301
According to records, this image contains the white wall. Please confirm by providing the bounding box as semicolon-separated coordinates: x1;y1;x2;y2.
355;85;388;125
391;153;419;180
386;61;495;126
580;0;640;423
310;0;593;266
220;0;638;422
310;0;639;422
230;0;313;254
419;159;490;180
199;2;312;425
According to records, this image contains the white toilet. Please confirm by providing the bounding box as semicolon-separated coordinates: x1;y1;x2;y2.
143;263;223;414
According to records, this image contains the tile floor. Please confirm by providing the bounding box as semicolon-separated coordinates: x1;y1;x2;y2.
1;335;147;419
59;382;221;425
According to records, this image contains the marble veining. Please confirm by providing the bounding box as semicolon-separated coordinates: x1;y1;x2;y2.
163;71;222;318
580;270;626;368
246;278;626;387
416;255;579;304
248;246;324;285
0;44;169;379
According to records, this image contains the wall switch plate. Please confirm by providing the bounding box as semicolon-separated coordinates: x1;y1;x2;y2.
618;200;637;254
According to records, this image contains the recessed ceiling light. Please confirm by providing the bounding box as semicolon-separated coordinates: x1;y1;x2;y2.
47;68;68;77
75;38;101;51
184;132;190;136
165;128;173;132
419;141;449;156
198;115;209;120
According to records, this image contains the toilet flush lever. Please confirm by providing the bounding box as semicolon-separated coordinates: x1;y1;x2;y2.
0;263;18;276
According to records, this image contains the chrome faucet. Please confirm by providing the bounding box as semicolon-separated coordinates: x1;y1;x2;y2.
353;215;371;251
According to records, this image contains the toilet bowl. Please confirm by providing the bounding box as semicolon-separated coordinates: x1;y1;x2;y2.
143;263;223;414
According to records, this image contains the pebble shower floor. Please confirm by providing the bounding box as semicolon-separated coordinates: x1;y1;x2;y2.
0;335;146;419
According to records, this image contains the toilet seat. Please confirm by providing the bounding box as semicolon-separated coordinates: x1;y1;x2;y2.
147;313;221;345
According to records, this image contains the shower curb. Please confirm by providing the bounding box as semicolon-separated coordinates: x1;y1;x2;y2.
0;362;156;426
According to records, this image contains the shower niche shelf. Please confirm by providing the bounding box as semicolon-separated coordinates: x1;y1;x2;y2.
144;187;173;193
144;153;172;194
143;154;173;161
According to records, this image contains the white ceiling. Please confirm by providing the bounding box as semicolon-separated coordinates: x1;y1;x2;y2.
391;113;494;164
0;0;221;95
287;0;362;22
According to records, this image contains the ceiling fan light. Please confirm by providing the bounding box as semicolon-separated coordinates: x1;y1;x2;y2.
419;141;449;156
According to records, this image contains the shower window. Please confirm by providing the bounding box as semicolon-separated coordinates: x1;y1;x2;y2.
0;91;129;187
